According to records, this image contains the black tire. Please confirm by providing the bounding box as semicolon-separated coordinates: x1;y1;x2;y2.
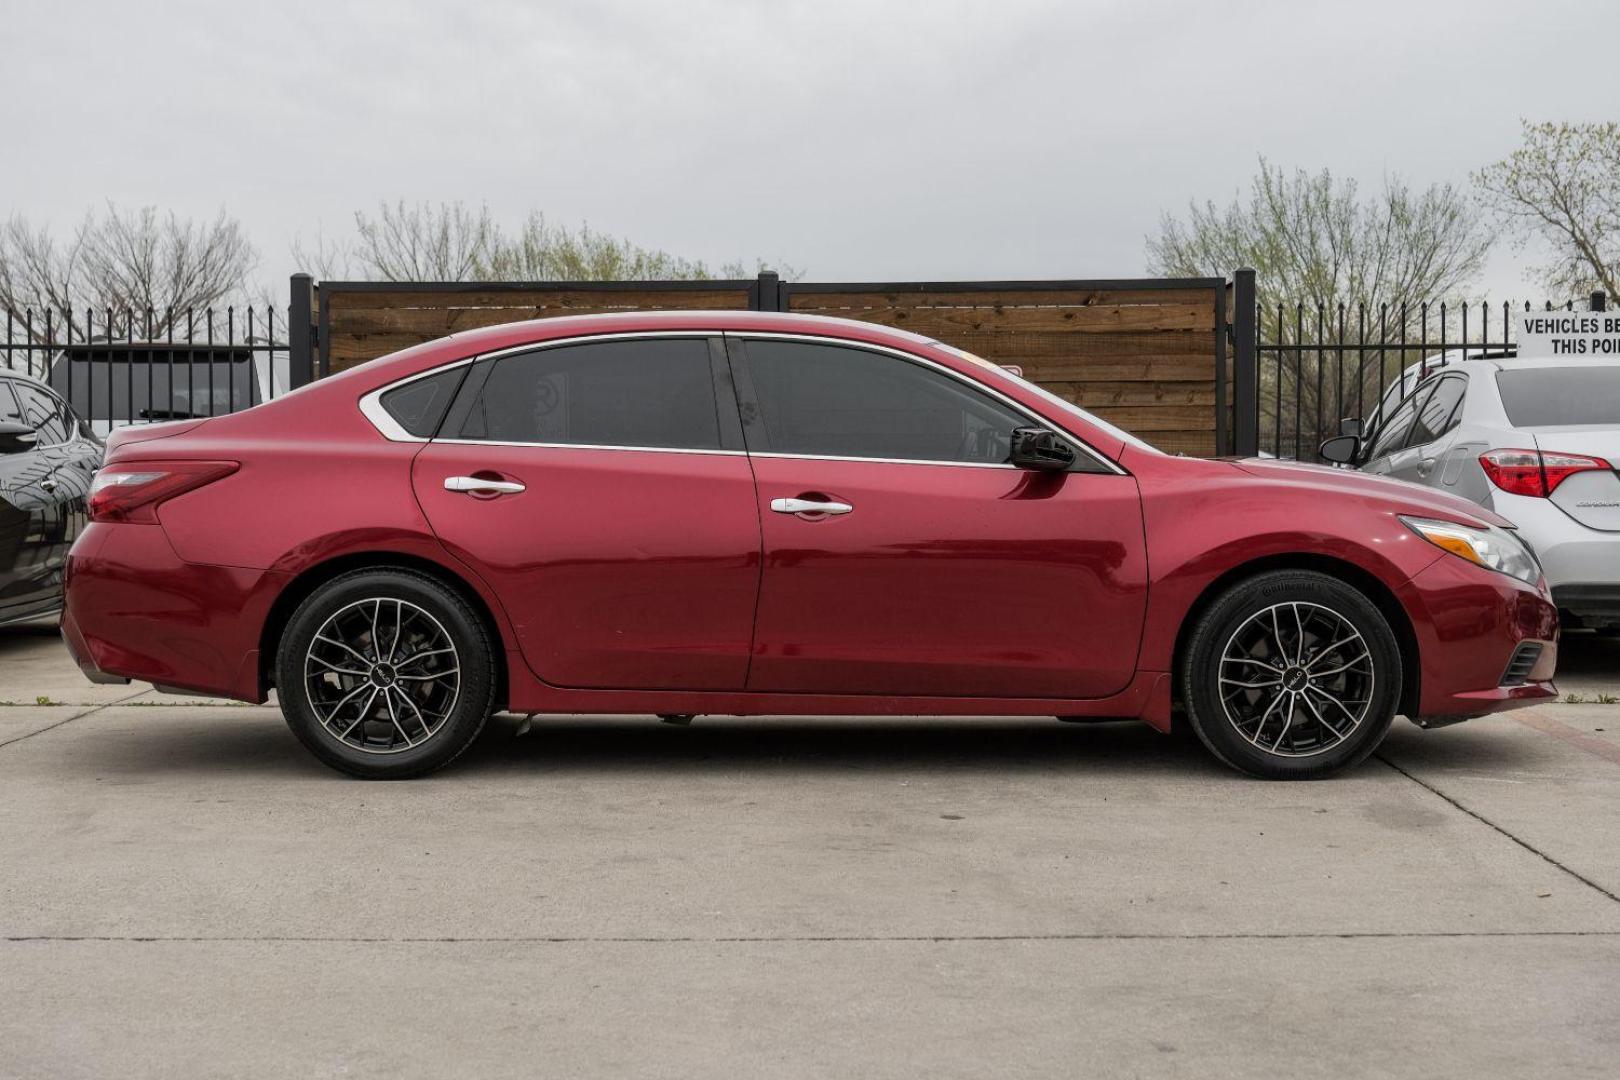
1181;570;1401;780
275;568;497;779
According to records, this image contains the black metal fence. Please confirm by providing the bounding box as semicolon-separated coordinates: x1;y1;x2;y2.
1;305;295;432
1228;267;1610;461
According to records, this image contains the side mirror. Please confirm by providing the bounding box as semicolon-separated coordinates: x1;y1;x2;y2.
1339;417;1364;438
1009;427;1076;471
1319;435;1360;465
0;421;37;455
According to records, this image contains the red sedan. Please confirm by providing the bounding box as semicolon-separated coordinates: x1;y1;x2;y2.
61;311;1557;780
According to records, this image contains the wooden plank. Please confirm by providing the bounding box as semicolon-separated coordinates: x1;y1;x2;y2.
808;303;1214;334
329;303;710;337
934;330;1216;357
789;287;1217;310
328;288;749;311
1006;357;1216;382
1144;430;1218;455
1039;381;1217;406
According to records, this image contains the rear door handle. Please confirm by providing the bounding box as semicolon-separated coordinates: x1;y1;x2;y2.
771;497;853;516
444;475;525;495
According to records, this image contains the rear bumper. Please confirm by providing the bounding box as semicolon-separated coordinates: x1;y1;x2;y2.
62;522;283;702
1551;584;1620;628
59;618;130;685
1397;555;1559;721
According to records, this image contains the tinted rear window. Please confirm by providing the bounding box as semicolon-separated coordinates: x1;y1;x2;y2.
380;366;466;437
50;354;259;421
458;338;721;450
1496;368;1620;426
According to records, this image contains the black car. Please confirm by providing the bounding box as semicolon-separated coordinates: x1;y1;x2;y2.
0;369;101;627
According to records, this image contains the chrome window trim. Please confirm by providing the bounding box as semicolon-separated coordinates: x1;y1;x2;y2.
728;331;1126;476
429;438;746;458
357;327;1127;476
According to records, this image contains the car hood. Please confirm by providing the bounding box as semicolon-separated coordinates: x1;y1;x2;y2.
1228;457;1511;529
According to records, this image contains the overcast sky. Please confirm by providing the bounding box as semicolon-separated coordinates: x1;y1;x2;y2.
4;0;1617;302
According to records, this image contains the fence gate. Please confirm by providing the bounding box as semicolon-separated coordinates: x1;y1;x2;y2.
300;271;1235;457
1226;269;1612;462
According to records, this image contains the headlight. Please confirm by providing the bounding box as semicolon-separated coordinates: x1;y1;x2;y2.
1400;516;1542;586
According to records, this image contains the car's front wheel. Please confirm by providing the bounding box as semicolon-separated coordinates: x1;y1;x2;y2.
275;568;497;779
1181;570;1402;780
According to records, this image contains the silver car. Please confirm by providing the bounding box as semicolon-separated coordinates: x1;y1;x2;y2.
1324;353;1620;632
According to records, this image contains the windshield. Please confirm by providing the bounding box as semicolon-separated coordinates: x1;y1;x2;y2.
1496;367;1620;427
933;342;1164;455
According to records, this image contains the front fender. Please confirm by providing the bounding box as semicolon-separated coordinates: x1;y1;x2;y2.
1131;454;1444;673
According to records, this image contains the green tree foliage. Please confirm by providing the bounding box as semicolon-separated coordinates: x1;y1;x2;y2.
1475;120;1619;298
1148;160;1493;444
1147;158;1490;309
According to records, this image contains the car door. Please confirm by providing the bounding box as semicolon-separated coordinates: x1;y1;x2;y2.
0;379;41;614
0;380;96;616
728;335;1148;699
409;334;762;691
1402;374;1468;488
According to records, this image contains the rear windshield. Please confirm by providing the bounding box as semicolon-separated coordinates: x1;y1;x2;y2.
1496;367;1620;427
49;352;260;422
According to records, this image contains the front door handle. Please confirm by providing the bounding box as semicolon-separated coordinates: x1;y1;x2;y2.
445;475;526;495
771;497;853;516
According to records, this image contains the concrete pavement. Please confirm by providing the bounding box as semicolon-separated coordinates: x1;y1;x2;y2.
2;621;1619;1078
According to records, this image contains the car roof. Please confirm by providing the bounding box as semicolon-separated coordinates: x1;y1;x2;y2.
0;367;51;390
434;309;944;352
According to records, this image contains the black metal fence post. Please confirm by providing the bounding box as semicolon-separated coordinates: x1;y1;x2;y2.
1593;291;1608;312
750;270;784;312
1231;267;1259;457
288;273;316;389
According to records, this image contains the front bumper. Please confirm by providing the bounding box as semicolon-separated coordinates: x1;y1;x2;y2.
1396;554;1559;722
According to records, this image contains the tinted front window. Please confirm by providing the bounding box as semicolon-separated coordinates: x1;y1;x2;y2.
0;381;22;425
743;340;1033;464
1363;392;1423;461
458;338;721;450
1497;367;1620;427
381;366;466;437
12;384;72;443
1406;376;1466;447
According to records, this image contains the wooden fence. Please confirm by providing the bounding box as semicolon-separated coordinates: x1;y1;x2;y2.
302;273;1230;455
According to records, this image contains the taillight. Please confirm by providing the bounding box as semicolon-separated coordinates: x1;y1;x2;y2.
87;461;239;523
1479;448;1612;498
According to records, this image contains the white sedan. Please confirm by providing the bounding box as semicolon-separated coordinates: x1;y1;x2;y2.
1325;354;1620;632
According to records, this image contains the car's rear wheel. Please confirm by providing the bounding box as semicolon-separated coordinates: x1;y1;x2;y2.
1181;570;1401;780
275;568;497;779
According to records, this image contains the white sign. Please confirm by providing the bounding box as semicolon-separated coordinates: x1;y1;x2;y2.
1517;310;1620;358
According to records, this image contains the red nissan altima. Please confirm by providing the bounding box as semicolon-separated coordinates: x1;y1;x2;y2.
61;311;1557;780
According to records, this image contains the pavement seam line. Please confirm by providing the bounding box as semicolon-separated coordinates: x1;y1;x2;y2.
1376;752;1620;906
6;931;1620;945
0;690;146;752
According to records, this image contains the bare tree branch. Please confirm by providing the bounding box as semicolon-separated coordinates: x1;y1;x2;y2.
318;201;798;283
0;204;257;334
1475;120;1619;298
